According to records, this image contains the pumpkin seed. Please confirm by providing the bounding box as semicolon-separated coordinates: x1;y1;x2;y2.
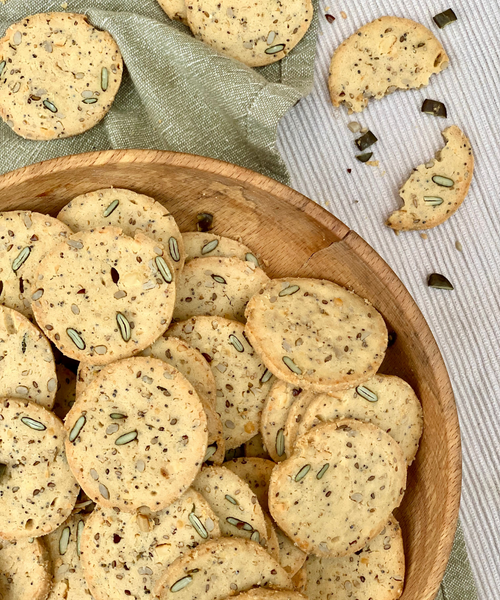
260;369;272;384
67;328;85;350
225;494;238;505
432;175;454;187
69;415;86;442
276;428;285;457
356;386;378;402
0;463;6;479
115;430;138;445
226;517;253;531
99;483;110;500
77;520;84;557
245;253;259;267
433;8;457;28
59;526;71;555
229;334;244;352
279;285;300;297
21;416;46;431
189;512;208;539
421;99;447;118
356;152;373;163
251;530;261;543
265;43;286;54
43;99;58;113
201;239;219;254
295;464;311;482
110;413;127;419
283;356;302;375
170;576;193;593
428;273;454;290
155;256;173;283
12;246;31;271
196;213;213;232
101;67;109;92
116;312;131;342
424;196;444;206
355;130;378;151
32;289;44;301
204;443;217;462
211;274;226;284
169;237;180;262
103;199;119;217
82;98;98;104
0;61;5;77
316;463;330;479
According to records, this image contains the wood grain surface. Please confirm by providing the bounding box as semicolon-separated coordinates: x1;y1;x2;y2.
0;149;461;600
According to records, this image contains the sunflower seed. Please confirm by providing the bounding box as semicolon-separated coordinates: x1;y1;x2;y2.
114;290;127;299
279;285;300;297
21;416;46;431
47;378;57;392
16;386;29;395
69;415;86;442
245;253;259;267
103;199;119;217
106;424;119;435
204;444;217;462
110;413;127;419
82;98;98;104
294;464;311;482
155;256;173;283
13;31;22;45
43;99;58;113
99;483;110;500
225;494;238;505
265;43;286;54
169;237;180;262
276;429;285;457
267;31;276;45
12;246;31;271
32;288;43;301
59;526;71;555
170;576;193;593
101;67;109;91
77;520;84;557
229;334;244;352
66;328;85;350
260;369;272;384
189;512;208;538
0;61;5;77
424;196;444;206
116;312;131;342
90;468;99;480
432;175;454;187
82;90;94;98
283;356;302;375
202;239;219;254
428;273;454;290
211;274;226;284
356;386;378;402
350;493;363;502
115;430;138;445
317;463;330;479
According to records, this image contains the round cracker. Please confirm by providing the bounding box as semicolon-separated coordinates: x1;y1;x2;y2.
182;232;259;266
154;537;291;600
0;304;57;408
299;515;405;600
81;488;221;600
294;374;423;464
275;527;306;577
32;227;176;365
174;256;269;323
0;211;71;319
186;0;314;68
168;316;273;449
268;419;406;557
224;457;275;513
0;537;51;600
0;398;79;539
57;188;185;275
64;357;207;512
245;278;388;393
233;589;307;600
0;13;123;139
329;16;448;113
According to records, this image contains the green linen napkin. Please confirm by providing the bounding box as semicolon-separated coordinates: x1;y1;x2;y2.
0;2;478;599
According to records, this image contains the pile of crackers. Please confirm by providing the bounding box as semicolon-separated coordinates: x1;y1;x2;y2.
0;186;423;600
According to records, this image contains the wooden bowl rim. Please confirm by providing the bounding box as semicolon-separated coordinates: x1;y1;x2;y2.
0;149;462;597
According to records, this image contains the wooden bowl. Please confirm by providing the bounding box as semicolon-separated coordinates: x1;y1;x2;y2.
0;150;461;600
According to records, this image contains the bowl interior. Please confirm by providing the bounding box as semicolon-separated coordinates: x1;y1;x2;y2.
0;150;461;600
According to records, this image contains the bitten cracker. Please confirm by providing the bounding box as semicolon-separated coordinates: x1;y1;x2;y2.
0;537;52;600
268;419;406;557
245;278;388;393
0;13;122;139
387;126;474;230
329;16;449;113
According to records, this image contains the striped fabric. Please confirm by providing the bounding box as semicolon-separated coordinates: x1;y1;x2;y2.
277;1;500;598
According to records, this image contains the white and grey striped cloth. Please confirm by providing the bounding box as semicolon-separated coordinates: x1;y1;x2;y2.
278;1;500;598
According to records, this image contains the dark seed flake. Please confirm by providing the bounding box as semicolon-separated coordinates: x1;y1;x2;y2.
421;99;447;118
356;152;373;163
196;213;213;232
428;273;454;290
325;14;335;23
433;8;457;29
355;131;378;151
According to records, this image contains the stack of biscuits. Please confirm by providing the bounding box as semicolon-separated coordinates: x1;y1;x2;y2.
0;185;423;600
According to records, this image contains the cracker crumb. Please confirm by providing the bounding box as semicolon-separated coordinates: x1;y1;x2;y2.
420;233;428;240
61;1;68;7
366;161;379;167
340;11;347;19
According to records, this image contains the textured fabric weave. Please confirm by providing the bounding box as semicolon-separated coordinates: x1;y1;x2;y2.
0;1;486;598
